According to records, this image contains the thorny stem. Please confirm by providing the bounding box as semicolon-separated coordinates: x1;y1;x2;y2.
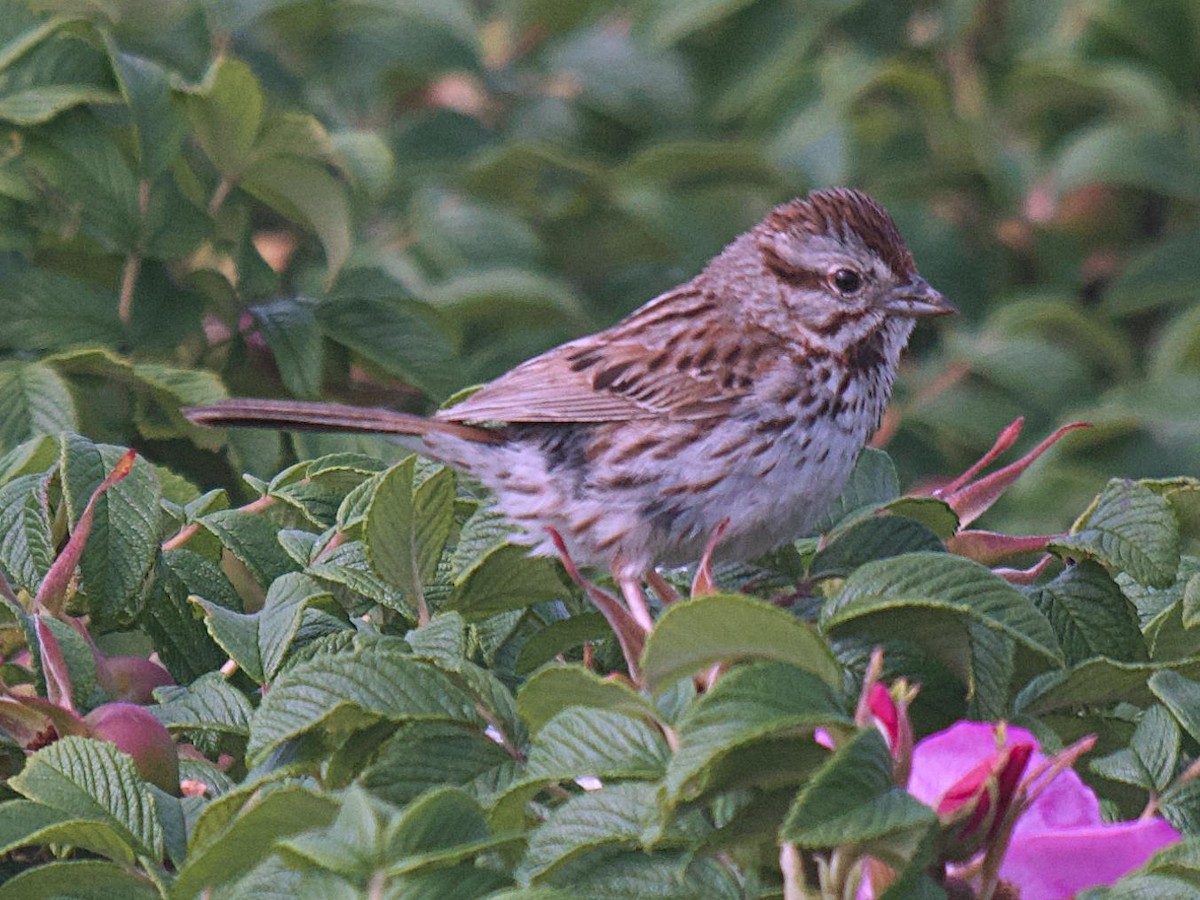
117;180;152;324
780;843;811;900
161;493;277;552
208;176;234;216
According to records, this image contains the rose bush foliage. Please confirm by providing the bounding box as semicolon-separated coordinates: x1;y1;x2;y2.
1;0;1200;897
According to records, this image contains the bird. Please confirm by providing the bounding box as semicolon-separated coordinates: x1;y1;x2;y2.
186;187;954;657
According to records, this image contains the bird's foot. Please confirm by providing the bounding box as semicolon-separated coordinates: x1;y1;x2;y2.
691;518;730;597
545;527;645;679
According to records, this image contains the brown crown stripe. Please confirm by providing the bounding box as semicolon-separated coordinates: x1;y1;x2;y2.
766;188;916;279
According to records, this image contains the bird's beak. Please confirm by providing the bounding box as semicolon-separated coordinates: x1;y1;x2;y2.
887;275;957;318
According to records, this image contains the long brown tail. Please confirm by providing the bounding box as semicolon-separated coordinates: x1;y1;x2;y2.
183;399;502;444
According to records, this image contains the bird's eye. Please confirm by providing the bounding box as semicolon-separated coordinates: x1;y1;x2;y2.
831;268;863;296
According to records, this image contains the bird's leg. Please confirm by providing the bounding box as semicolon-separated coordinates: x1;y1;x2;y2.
691;517;730;597
645;570;681;606
545;528;645;678
616;576;655;633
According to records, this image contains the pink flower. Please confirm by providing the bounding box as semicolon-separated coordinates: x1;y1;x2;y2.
908;722;1180;899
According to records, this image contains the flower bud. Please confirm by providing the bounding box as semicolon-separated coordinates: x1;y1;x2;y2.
95;655;174;705
936;742;1033;862
83;702;180;795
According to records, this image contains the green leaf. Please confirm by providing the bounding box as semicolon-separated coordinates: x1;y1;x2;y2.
782;729;937;855
0;800;141;866
176;786;338;899
107;48;184;179
198;508;297;588
247;641;483;764
664;661;849;807
518;781;662;884
143;551;233;683
516;612;610;675
249;298;323;399
823;553;1063;677
1030;561;1147;664
808;516;944;580
1150;670;1200;746
242;156;351;281
59;436;161;627
0;859;160;900
0;471;54;593
315;292;464;401
1017;657;1200;716
0;267;122;352
813;448;900;533
1092;705;1180;793
186;58;264;175
1053;480;1181;589
1105;228;1200;318
8;737;163;860
366;458;455;610
516;665;660;734
358;721;513;806
153;671;255;738
449;545;568;619
642;593;841;694
1055;124;1200;201
542;850;740;898
527;707;670;782
0;360;76;454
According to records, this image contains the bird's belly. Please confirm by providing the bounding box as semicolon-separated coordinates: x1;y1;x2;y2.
653;414;865;567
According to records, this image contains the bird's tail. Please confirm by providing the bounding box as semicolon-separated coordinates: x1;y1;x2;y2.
183;399;502;445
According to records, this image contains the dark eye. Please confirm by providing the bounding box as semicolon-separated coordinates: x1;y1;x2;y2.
831;268;863;296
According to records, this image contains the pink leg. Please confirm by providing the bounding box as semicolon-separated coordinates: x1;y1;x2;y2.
691;518;730;597
645;570;681;606
617;577;655;632
545;528;645;677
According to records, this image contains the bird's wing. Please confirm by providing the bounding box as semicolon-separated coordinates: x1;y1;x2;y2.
436;286;778;424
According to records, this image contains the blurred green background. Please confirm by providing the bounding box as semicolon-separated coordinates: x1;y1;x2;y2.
1;0;1198;534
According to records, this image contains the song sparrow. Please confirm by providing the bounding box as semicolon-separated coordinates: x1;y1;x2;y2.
187;188;953;647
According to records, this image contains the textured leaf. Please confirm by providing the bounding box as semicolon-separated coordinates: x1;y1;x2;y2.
358;721;513;806
1092;705;1180;793
0;471;54;593
8;737;163;860
518;781;659;883
1053;480;1181;589
814;448;900;533
1150;670;1200;746
0;800;139;865
527;707;669;781
153;672;254;738
0;360;75;454
1031;561;1147;664
366;458;455;610
59;437;160;627
449;545;567;619
808;515;944;580
664;661;849;806
177;786;338;899
823;552;1063;667
0;859;160;900
516;665;660;733
247;642;483;763
642;593;841;694
782;729;936;851
199;508;297;587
